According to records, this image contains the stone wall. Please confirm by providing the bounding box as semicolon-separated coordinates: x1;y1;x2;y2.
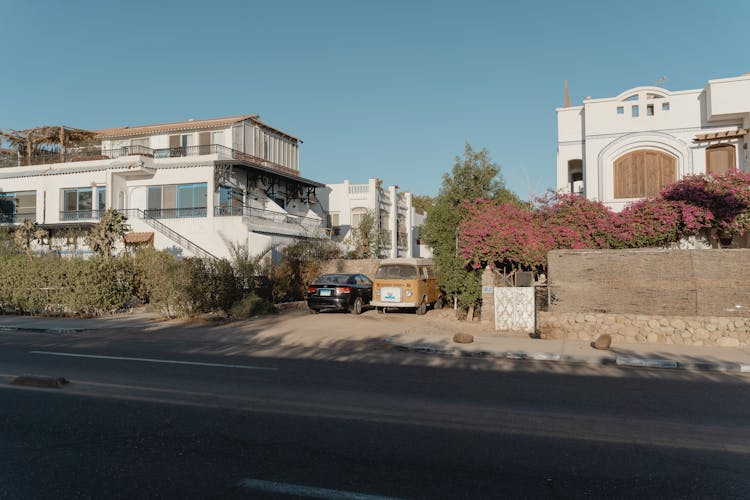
318;259;381;280
538;311;750;347
548;249;750;317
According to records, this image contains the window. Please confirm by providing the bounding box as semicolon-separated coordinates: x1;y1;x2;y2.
131;137;149;148
706;145;736;176
146;183;207;218
216;186;243;215
616;106;624;114
0;190;36;223
62;187;94;220
351;207;368;228
613;150;676;199
631;105;640;117
662;102;670;111
327;212;340;235
647;104;654;116
623;94;638;102
97;186;106;212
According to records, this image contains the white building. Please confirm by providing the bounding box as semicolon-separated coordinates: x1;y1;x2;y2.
557;73;750;212
320;178;431;258
0;115;327;259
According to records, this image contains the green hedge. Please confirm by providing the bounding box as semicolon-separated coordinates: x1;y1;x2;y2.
0;255;134;316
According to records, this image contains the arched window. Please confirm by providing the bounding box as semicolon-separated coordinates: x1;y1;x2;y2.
567;159;583;194
613;150;676;199
706;144;736;176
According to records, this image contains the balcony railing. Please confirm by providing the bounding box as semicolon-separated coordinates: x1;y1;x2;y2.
143;207;208;219
0;144;299;176
60;209;104;221
215;205;326;233
0;212;36;224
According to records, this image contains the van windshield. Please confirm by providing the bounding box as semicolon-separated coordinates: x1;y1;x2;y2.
375;265;417;279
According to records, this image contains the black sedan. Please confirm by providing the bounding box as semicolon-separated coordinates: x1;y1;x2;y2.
306;273;373;314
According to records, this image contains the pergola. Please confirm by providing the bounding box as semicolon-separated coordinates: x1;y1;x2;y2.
0;126;98;160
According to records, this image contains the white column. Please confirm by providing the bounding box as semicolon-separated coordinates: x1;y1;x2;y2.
389;185;397;258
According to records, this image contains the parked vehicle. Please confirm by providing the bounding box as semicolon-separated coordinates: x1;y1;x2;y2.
370;258;442;315
306;273;373;314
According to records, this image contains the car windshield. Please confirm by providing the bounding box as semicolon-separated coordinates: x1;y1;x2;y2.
375;265;417;279
313;274;351;285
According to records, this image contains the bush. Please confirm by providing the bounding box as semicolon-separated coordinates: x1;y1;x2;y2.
0;254;134;316
228;293;276;319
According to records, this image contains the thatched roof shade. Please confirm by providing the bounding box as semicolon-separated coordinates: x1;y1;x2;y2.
0;126;99;156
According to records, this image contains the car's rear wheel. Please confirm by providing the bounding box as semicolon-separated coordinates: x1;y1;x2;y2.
416;298;427;315
350;297;363;315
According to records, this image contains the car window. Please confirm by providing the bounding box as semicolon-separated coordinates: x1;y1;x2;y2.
356;275;372;285
313;274;350;285
425;266;435;279
375;265;417;279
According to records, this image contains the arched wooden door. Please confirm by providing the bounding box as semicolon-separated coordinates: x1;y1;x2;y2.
614;150;676;198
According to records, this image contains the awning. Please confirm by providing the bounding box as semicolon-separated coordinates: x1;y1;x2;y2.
694;128;749;141
124;232;154;245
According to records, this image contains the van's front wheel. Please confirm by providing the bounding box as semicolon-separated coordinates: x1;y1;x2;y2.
416;298;427;315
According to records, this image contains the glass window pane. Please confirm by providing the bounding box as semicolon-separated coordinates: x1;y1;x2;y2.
178;185;193;209
98;187;106;211
147;186;162;210
64;190;78;211
15;192;35;212
631;105;639;117
194;183;207;208
163;186;177;209
78;189;92;211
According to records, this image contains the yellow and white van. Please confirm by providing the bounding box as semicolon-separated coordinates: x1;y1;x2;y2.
370;258;442;315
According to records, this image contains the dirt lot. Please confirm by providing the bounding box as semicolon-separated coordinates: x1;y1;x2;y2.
156;303;495;362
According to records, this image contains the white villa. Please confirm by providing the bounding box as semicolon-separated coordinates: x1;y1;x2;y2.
557;73;750;212
0;115;328;259
321;178;431;258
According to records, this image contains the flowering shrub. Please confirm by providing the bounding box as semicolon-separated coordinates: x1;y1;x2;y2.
661;170;750;237
459;171;750;271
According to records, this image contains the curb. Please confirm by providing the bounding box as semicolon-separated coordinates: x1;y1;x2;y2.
384;337;749;374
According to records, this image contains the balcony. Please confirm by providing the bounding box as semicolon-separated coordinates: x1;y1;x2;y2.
0;144;298;176
60;209;104;221
215;206;328;237
0;212;36;224
143;207;208;219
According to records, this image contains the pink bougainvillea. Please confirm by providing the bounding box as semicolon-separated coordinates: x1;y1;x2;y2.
459;171;750;271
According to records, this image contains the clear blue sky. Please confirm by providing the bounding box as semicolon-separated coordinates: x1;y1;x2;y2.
2;0;748;199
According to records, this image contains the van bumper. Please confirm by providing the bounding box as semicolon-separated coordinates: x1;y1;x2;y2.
370;300;418;308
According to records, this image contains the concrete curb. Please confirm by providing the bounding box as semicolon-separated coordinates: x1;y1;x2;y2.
384;337;749;374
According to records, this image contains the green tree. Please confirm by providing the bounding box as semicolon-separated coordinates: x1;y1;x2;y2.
14;219;48;261
344;210;381;259
85;209;130;258
421;143;518;317
411;194;433;215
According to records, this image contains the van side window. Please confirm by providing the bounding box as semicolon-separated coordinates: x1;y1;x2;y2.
425;266;435;279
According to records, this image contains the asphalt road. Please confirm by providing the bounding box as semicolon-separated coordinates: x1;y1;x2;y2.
1;325;749;499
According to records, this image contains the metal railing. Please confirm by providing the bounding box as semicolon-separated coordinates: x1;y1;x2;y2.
143;207;207;219
0;145;155;168
123;209;216;260
215;205;327;234
60;209;104;221
0;144;299;176
0;212;36;224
